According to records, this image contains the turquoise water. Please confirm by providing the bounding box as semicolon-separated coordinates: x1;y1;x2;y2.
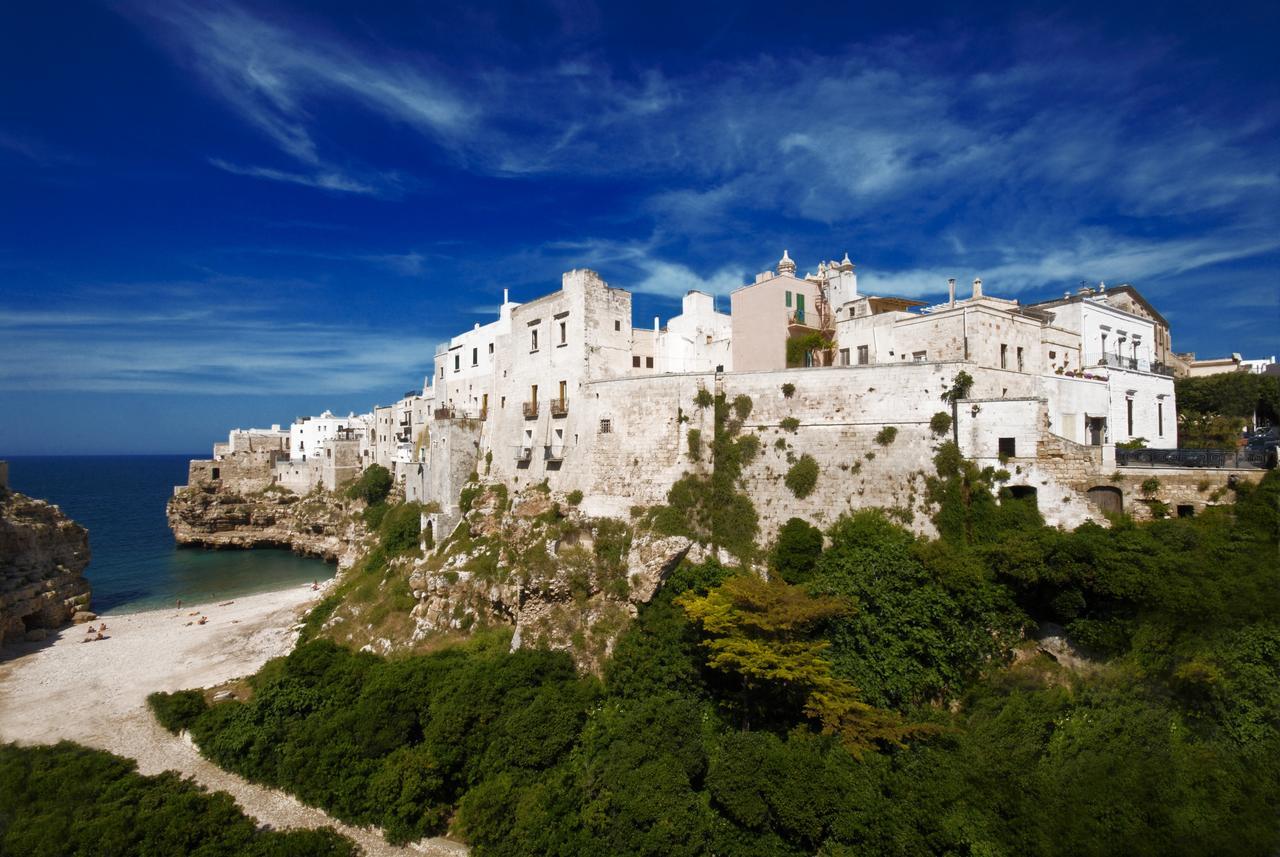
3;455;335;613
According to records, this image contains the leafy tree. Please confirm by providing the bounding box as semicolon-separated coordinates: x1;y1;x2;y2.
678;574;920;754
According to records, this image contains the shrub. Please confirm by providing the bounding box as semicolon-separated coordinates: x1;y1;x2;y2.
1140;477;1161;497
694;388;714;408
566;489;584;506
785;454;819;499
346;464;393;505
687;428;703;462
362;501;389;530
875;426;898;446
147;689;208;734
379;502;423;554
781;382;796;398
770;518;824;583
732;394;753;421
930;411;952;436
942;370;975;403
1117;437;1148;451
780;417;800;432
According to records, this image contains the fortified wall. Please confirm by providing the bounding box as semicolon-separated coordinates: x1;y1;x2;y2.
455;361;1112;541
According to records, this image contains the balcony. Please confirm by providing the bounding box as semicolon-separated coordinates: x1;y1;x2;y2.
1091;353;1175;377
550;398;568;417
514;445;533;464
785;309;813;328
434;407;456;420
523;401;539;419
544;444;566;462
1117;447;1272;470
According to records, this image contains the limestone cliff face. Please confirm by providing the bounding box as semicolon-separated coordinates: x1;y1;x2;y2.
1;489;92;646
166;485;367;569
406;486;694;673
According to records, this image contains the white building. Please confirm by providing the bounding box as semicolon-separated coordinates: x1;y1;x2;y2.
289;411;359;462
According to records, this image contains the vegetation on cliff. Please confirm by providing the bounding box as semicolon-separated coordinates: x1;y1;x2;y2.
0;742;358;856
146;469;1280;854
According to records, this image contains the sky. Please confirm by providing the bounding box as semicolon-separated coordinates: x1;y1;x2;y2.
1;1;1277;454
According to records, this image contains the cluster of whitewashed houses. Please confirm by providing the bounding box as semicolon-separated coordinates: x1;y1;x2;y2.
194;250;1186;532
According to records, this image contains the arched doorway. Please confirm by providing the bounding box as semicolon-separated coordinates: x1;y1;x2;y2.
1086;485;1123;514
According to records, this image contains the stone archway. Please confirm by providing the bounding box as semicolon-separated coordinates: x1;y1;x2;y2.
1086;485;1123;514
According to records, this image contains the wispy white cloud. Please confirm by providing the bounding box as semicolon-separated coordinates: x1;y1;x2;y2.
209;158;383;195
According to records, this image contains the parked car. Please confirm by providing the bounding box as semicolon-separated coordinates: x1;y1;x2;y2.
1246;426;1279;469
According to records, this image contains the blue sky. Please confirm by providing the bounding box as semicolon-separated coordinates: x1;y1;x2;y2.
1;1;1277;454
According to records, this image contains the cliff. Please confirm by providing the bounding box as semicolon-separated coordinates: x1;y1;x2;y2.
1;488;92;646
403;485;696;672
166;485;367;569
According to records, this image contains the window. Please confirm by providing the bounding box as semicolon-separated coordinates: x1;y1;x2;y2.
857;345;869;365
1158;402;1164;436
439;366;444;379
1127;397;1134;436
614;320;621;331
531;329;539;351
839;348;850;366
999;344;1008;369
500;396;506;408
1016;346;1024;372
998;437;1016;458
785;291;792;307
558;380;567;403
795;293;805;324
488;342;494;354
599;418;612;433
912;350;927;362
645;356;654;368
472;347;478;366
1049;350;1056;360
559;321;567;345
211;467;220;480
632;355;641;368
530;384;538;406
454;354;460;371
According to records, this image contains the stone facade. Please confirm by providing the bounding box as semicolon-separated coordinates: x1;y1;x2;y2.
1;486;92;647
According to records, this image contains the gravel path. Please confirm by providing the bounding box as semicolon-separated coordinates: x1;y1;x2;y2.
0;585;467;857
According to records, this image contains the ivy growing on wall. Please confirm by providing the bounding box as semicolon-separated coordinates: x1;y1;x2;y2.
651;391;760;560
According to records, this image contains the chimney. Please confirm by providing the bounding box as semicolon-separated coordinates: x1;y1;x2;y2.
654;316;660;333
947;278;956;307
503;288;509;304
972;277;983;299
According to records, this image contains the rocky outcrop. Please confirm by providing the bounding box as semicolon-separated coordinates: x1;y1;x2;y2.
408;486;693;673
1;488;92;646
167;485;367;569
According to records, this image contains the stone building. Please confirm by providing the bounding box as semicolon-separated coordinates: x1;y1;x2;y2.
177;248;1240;546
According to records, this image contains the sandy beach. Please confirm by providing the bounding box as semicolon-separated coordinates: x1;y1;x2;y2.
0;584;466;857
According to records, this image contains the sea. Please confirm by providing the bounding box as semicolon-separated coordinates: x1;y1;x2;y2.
4;455;335;614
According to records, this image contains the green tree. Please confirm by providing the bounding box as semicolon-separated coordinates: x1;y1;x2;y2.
346;464;393;505
678;574;920;754
769;518;824;584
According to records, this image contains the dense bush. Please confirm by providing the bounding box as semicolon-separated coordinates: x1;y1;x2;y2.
345;464;393;505
929;410;952;436
0;742;358;856
874;425;898;446
169;469;1280;856
769;517;823;584
147;688;208;734
784;454;819;498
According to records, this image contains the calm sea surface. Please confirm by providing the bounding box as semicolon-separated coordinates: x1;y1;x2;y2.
4;455;334;613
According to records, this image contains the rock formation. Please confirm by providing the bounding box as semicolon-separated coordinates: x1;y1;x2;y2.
407;485;694;673
167;485;367;569
1;487;92;646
